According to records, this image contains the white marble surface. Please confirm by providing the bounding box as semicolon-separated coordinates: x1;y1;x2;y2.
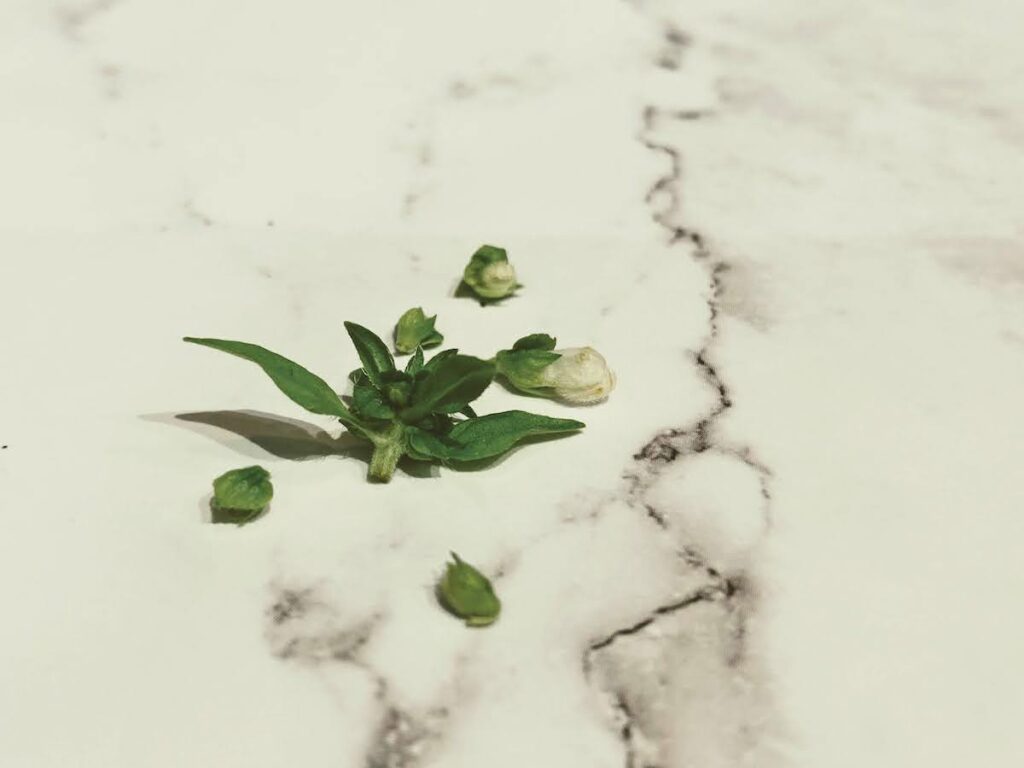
1;1;1022;766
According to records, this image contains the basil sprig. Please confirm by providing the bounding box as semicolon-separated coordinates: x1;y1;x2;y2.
184;323;583;482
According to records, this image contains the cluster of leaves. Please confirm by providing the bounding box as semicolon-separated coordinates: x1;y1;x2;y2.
185;322;583;482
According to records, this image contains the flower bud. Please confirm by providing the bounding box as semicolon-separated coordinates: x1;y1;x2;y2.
211;465;273;525
462;245;519;301
539;347;615;404
496;336;615;404
394;307;443;355
436;553;501;627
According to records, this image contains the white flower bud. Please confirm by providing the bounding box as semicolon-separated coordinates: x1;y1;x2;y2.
538;347;615;404
462;244;520;301
478;261;517;297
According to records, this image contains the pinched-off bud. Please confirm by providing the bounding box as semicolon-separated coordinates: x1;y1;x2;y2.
394;307;443;355
436;552;501;627
539;347;616;404
495;334;615;405
211;465;273;524
462;244;519;301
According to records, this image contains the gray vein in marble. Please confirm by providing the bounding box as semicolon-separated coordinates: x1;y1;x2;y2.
580;11;779;764
267;583;449;768
56;0;122;42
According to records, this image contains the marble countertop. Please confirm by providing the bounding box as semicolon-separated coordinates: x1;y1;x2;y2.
2;1;1022;766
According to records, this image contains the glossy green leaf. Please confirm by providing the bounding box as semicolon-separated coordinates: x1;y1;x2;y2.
445;410;584;462
403;355;495;422
343;322;395;388
184;337;352;420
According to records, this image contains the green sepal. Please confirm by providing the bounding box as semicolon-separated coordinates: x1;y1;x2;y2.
394;307;444;355
494;348;561;395
436;552;501;627
512;333;556;352
211;465;273;525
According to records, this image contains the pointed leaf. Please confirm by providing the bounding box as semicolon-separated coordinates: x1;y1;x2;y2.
405;347;425;375
421;348;459;375
445;410;584;462
512;333;556;352
403;355;495;422
184;337;352;420
344;322;395;387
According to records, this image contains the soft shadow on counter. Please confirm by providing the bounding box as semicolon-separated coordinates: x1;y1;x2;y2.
143;409;438;479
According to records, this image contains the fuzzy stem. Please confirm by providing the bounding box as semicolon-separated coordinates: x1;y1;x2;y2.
368;425;404;483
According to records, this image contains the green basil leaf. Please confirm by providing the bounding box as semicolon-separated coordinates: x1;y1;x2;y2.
344;322;395;388
394;307;444;355
445;410;584;462
403;355;495;422
211;465;273;525
512;333;556;352
459;404;478;419
405;426;455;461
405;347;425;375
184;337;353;420
421;348;459;375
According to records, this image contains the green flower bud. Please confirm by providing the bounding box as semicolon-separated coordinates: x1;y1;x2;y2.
495;335;615;404
436;552;501;627
394;307;443;355
462;245;519;301
211;465;273;525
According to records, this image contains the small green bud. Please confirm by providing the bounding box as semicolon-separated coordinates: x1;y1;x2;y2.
436;552;501;627
394;307;443;355
496;338;615;405
462;245;519;301
211;465;273;525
